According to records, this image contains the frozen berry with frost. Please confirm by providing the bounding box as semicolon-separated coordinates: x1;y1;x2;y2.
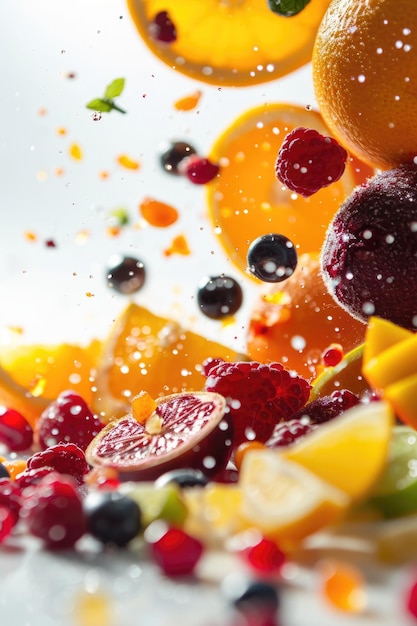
37;391;103;450
160;140;197;175
321;165;417;329
247;233;297;283
106;255;146;295
197;275;243;319
204;360;311;447
0;407;33;451
179;154;220;184
275;126;347;197
21;474;87;549
83;491;142;547
26;442;89;485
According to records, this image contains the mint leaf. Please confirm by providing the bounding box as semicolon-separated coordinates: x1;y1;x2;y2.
86;98;113;113
104;78;125;99
267;0;310;16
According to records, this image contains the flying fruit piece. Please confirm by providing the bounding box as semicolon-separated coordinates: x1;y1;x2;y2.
363;316;413;368
86;391;233;482
310;344;366;400
363;333;417;392
384;374;417;430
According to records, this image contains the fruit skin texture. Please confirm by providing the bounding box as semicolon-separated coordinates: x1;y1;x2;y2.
26;442;90;485
313;0;417;170
204;360;311;448
321;166;417;329
275;127;347;197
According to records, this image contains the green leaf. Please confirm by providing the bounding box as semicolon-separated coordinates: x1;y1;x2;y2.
86;98;113;112
104;78;125;99
267;0;310;17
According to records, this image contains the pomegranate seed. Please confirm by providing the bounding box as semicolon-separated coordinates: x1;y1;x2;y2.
322;343;344;367
0;407;33;451
146;521;203;576
243;537;286;574
180;155;220;185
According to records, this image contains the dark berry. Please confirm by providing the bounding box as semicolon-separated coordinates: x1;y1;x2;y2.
0;463;10;479
37;391;103;451
179;155;220;184
265;418;316;447
275;126;347;197
83;491;142;547
0;407;33;451
197;275;243;320
267;0;311;17
27;442;90;484
106;255;146;295
21;474;87;549
247;233;297;283
291;389;360;425
155;468;209;489
229;579;280;619
159;141;197;175
146;522;204;576
149;11;177;43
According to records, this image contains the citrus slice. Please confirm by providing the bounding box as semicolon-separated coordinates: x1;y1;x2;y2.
206;103;374;276
362;316;413;368
310;344;366;400
127;0;331;87
86;391;233;481
282;400;394;500
92;302;245;421
239;450;350;545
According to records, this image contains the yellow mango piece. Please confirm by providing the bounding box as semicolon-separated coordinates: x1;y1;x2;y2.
363;333;417;391
384;372;417;429
363;317;413;368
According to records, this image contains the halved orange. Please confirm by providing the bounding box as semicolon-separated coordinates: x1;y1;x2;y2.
206;103;374;275
127;0;332;87
92;302;246;422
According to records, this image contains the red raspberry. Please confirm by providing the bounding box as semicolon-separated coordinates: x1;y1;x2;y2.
275;127;347;197
0;478;22;526
26;442;89;485
37;391;104;451
15;466;52;490
265;418;317;448
291;389;360;425
204;361;311;447
21;473;87;549
179;155;220;184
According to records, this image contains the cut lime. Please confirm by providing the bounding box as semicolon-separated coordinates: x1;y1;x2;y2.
367;426;417;518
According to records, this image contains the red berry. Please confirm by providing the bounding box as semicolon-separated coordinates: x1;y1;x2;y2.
275;127;347;197
204;360;311;448
149;11;177;43
21;473;87;549
291;389;360;425
146;522;204;576
37;391;103;451
0;407;33;451
27;442;89;485
15;466;52;490
265;418;316;448
0;506;15;542
243;537;286;574
0;478;22;526
322;343;344;367
179;155;220;184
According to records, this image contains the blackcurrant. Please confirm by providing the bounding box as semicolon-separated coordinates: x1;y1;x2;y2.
155;468;209;489
83;491;142;547
106;255;146;295
197;275;243;320
159;141;197;175
247;233;297;283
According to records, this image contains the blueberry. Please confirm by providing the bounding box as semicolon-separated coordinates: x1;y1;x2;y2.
155;468;209;489
83;491;142;547
247;233;297;283
159;141;197;175
230;580;280;618
197;275;243;320
106;255;146;295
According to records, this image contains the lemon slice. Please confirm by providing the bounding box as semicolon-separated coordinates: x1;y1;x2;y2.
239;450;350;545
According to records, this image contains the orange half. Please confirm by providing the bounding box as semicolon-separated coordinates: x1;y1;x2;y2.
127;0;332;86
206;103;374;275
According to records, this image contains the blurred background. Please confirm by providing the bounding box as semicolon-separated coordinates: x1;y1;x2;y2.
0;0;315;350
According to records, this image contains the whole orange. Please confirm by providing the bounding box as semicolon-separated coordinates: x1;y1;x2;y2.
313;0;417;170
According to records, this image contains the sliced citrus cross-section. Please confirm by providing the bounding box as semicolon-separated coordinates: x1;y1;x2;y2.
206;103;374;276
127;0;331;87
282;400;394;501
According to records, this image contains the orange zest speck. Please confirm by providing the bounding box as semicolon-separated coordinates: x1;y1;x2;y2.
54;167;65;177
117;155;140;170
163;234;191;257
56;127;67;136
139;197;179;227
69;143;83;160
85;292;94;298
24;231;38;242
174;90;202;111
106;226;122;238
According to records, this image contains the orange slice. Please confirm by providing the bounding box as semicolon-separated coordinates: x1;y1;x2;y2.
92;302;245;421
206;103;374;275
127;0;332;87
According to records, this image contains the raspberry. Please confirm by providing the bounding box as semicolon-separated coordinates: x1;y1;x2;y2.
0;478;22;526
179;155;220;184
37;391;104;451
265;418;317;447
26;442;89;485
21;473;87;549
275;127;347;197
204;361;311;447
15;467;52;490
291;389;360;425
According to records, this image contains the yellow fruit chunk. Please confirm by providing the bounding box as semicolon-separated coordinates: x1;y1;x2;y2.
127;0;332;87
363;333;417;391
363;317;413;368
384;373;417;429
92;303;245;422
282;401;394;500
239;450;349;546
